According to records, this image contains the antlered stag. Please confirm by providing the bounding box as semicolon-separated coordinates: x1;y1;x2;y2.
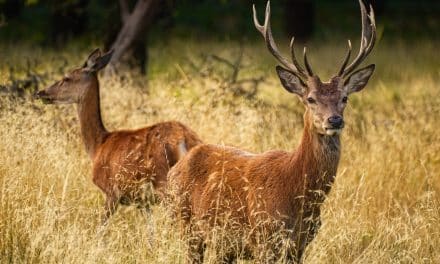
168;0;376;262
35;49;202;223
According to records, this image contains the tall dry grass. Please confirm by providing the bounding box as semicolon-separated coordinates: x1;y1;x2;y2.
0;38;439;263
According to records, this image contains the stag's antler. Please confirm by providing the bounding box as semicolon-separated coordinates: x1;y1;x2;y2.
338;0;376;77
253;1;312;79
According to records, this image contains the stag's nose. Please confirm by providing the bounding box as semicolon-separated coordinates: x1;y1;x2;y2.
328;115;344;128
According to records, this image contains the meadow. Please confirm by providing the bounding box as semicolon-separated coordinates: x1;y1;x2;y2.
0;36;439;263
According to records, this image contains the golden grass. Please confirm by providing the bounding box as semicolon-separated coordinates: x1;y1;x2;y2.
0;38;439;263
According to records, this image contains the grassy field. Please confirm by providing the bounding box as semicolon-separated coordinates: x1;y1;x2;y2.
0;37;439;263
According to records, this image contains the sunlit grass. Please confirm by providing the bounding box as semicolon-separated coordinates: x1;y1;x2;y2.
0;38;439;263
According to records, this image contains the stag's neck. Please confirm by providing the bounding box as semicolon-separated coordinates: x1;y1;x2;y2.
289;111;341;196
77;77;108;159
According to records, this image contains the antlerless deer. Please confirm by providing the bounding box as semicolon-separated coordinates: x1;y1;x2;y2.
35;49;202;224
168;0;376;263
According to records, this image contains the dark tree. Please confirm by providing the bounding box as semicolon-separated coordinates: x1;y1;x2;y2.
48;0;89;46
283;0;315;41
106;0;160;75
0;0;23;20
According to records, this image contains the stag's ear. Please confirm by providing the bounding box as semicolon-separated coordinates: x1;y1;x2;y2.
276;66;306;96
344;64;375;94
84;49;114;72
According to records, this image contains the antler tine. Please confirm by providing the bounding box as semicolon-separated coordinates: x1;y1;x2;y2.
290;37;307;78
364;5;376;55
303;47;314;76
341;0;376;77
252;4;265;34
338;40;352;76
253;1;307;77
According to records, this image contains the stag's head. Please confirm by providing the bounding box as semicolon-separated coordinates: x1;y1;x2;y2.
254;0;376;136
35;49;113;104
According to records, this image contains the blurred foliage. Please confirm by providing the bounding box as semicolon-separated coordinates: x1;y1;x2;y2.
0;0;438;45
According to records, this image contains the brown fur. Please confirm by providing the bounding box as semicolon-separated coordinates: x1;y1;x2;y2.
93;121;201;222
168;1;376;259
169;76;374;262
35;49;202;223
169;107;340;263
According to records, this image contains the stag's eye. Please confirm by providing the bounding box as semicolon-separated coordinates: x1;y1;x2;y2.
307;97;316;104
342;96;348;103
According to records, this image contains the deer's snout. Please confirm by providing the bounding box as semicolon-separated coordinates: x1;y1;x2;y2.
34;89;54;104
327;115;344;129
34;90;47;99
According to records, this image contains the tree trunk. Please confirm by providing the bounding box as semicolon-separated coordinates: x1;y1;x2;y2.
107;0;158;75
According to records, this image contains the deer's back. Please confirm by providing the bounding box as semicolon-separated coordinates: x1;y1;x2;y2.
92;121;201;201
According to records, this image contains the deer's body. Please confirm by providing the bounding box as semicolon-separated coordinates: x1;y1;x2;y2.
170;99;341;263
169;1;376;262
92;121;201;209
172;114;340;224
35;49;202;222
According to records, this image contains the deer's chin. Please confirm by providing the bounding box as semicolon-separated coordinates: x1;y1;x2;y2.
325;128;343;136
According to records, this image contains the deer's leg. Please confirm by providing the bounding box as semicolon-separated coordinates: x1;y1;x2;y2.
185;222;205;264
291;216;322;264
287;231;310;264
101;195;119;225
187;235;205;264
285;240;302;264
